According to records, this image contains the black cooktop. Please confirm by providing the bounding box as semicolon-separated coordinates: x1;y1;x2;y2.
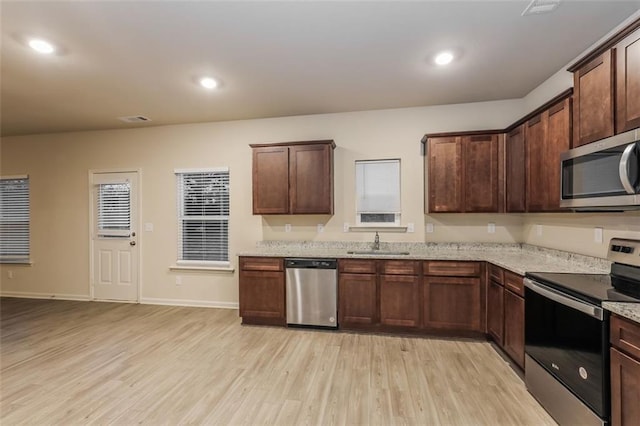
525;271;640;305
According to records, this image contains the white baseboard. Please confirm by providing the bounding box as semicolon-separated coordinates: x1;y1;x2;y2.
0;291;91;301
140;297;239;310
0;292;239;310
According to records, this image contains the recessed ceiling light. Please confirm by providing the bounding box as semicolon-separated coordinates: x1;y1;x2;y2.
28;38;55;54
434;51;454;66
200;77;218;89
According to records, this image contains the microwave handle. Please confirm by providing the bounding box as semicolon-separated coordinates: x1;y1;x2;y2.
619;143;637;194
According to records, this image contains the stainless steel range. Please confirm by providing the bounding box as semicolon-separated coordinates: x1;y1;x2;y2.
524;238;640;426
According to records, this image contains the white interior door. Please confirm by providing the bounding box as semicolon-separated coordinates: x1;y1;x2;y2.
91;171;139;301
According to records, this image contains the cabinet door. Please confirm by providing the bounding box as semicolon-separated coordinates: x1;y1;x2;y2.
487;280;504;346
545;99;571;211
616;29;640;133
380;275;420;327
463;134;499;212
252;146;289;214
423;277;481;331
506;125;526;212
239;270;285;323
427;137;463;212
503;290;525;369
339;273;377;326
610;347;640;426
526;113;547;212
289;144;333;214
573;50;615;147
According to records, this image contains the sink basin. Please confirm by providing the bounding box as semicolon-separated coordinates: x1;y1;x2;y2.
347;250;410;256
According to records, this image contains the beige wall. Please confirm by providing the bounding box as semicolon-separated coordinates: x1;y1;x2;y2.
0;99;530;305
3;11;640;305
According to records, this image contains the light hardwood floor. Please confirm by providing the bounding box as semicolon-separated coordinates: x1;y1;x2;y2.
0;298;555;425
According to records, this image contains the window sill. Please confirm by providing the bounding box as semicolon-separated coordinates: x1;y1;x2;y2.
0;260;33;265
349;226;408;233
169;265;235;273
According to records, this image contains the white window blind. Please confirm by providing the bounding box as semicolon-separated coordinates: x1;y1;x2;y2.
97;182;131;237
176;169;230;264
356;159;401;224
0;176;30;263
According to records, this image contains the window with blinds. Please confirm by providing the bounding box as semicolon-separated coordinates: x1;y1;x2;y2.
355;159;401;225
97;182;131;237
176;169;230;265
0;176;30;263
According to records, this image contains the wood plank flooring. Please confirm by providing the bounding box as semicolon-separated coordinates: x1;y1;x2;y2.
0;298;555;425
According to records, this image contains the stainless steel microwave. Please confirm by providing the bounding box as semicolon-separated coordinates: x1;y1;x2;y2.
560;129;639;210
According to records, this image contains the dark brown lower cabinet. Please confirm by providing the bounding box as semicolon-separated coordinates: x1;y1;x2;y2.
486;263;525;369
338;273;377;326
487;279;504;345
610;314;640;426
422;276;481;331
380;274;420;327
239;257;285;325
610;348;640;426
503;289;525;368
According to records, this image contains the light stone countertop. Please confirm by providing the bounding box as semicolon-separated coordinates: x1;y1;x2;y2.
603;302;640;324
238;241;610;275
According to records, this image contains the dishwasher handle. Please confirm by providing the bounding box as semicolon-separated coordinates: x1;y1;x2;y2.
285;258;337;269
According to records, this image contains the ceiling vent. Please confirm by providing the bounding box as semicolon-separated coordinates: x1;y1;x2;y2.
522;0;561;16
118;115;152;123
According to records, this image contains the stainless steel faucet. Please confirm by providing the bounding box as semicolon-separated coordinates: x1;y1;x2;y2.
373;232;380;251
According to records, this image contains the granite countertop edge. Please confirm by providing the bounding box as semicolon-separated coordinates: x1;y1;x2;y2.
602;302;640;324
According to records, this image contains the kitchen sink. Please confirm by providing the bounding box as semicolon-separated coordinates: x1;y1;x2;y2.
347;250;410;256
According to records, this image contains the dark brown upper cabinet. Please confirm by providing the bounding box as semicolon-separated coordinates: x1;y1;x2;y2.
426;133;499;213
572;50;615;147
426;136;463;213
464;134;499;212
505;125;526;212
545;98;572;211
615;27;640;133
569;20;640;146
525;98;571;212
251;140;335;215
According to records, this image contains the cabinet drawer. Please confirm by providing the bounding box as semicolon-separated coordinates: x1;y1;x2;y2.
380;260;419;275
240;257;283;272
489;264;504;284
424;261;481;277
504;271;524;297
339;259;376;274
611;314;640;360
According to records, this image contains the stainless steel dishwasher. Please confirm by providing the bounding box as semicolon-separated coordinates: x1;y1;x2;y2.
285;258;338;328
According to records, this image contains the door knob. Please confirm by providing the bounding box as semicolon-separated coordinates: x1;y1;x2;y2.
130;241;136;246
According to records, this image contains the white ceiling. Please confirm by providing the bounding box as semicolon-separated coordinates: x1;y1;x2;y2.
2;1;639;137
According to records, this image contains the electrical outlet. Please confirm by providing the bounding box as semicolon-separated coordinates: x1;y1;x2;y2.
285;224;292;233
407;223;415;233
594;227;603;244
343;223;350;233
536;224;543;237
317;224;324;233
144;222;154;232
176;276;182;286
426;223;434;233
7;270;13;279
488;222;496;234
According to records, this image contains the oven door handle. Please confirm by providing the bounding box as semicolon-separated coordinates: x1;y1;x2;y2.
524;278;604;320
